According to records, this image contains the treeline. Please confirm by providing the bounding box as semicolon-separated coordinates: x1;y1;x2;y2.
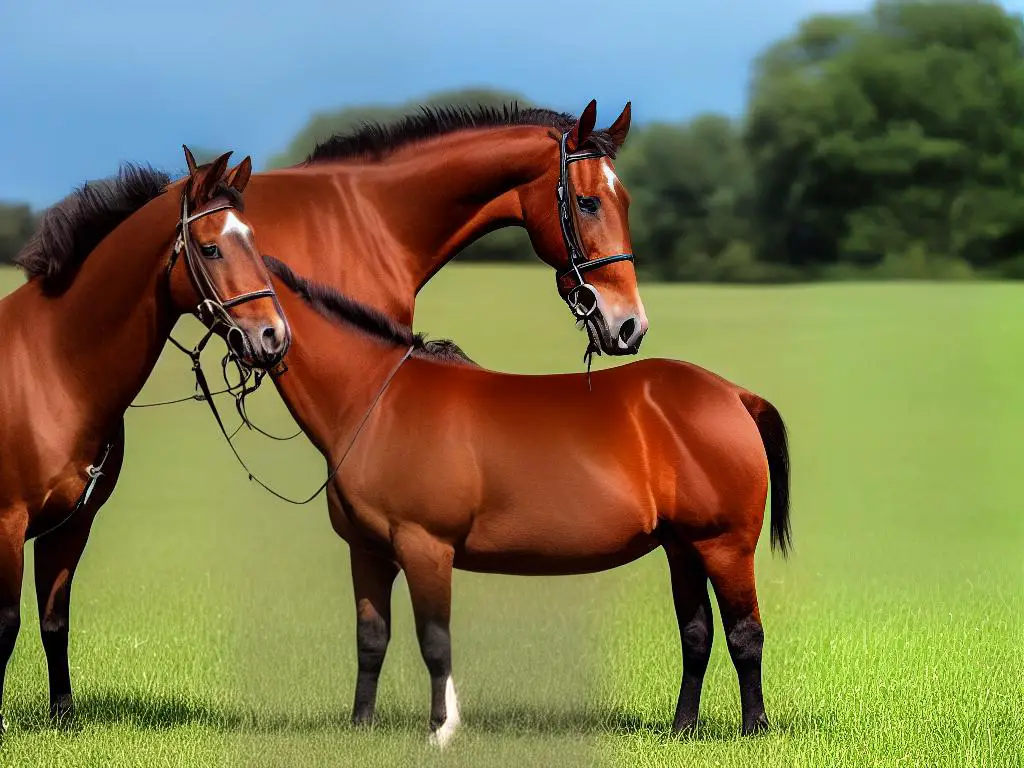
4;0;1023;282
0;204;37;267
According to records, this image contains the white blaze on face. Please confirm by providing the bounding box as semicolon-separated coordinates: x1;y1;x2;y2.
428;676;461;749
221;211;252;239
600;159;620;198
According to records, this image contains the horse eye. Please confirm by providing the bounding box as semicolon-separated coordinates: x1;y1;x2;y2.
577;196;600;215
200;244;221;259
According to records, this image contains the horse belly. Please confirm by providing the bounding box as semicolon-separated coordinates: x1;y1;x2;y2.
457;500;659;576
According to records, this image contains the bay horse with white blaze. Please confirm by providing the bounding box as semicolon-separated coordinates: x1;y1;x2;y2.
199;99;648;355
260;256;791;746
0;148;290;731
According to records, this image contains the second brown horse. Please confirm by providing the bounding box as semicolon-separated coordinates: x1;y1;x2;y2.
263;257;791;747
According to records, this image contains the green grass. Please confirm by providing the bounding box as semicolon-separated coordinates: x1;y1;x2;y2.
0;265;1021;766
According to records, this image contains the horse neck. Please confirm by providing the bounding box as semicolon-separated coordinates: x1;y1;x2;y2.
11;192;181;435
268;288;412;462
262;127;556;326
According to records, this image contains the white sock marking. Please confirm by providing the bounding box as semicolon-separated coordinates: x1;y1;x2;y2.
428;676;461;749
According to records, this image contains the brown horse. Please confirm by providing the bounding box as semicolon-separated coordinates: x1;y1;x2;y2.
0;148;291;730
262;257;791;746
218;99;648;356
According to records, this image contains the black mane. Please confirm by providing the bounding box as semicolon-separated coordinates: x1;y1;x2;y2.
305;102;619;165
15;164;171;294
263;255;477;366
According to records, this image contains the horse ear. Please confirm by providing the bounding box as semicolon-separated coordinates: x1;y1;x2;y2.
225;155;252;193
566;99;598;151
606;102;631;148
182;145;199;174
191;151;233;204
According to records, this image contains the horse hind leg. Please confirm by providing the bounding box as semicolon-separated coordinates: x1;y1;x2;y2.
663;538;713;734
349;545;399;727
695;535;769;736
34;508;100;724
392;525;459;748
35;431;122;724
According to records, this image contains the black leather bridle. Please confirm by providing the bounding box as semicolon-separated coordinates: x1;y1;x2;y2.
168;190;285;357
555;130;635;319
36;189;290;541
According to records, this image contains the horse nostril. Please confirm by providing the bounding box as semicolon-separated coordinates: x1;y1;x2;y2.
616;316;646;353
261;325;284;356
618;318;637;345
227;327;248;358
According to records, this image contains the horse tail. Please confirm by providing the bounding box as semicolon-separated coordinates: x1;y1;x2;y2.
740;392;792;558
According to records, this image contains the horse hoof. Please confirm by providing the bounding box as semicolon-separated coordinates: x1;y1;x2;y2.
50;696;75;727
671;718;699;737
741;713;770;736
427;712;461;749
351;713;374;729
428;723;459;749
426;677;461;749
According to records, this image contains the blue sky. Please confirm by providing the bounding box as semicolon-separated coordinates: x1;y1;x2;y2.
1;0;1019;207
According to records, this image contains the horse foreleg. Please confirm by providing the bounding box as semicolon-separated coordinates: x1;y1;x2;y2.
349;545;399;727
393;525;458;748
0;508;28;736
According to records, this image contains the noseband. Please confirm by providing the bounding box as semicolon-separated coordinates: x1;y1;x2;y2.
168;191;278;339
555;130;635;316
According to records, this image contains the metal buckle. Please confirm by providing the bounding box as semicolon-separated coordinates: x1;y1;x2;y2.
568;284;599;318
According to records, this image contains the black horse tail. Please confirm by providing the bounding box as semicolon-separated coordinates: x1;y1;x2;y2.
740;392;792;558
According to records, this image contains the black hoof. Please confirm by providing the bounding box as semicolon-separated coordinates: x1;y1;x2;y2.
50;695;75;727
671;717;699;736
741;713;770;736
351;712;374;729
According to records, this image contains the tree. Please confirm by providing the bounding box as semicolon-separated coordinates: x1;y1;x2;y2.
0;203;37;266
617;115;769;281
745;0;1024;277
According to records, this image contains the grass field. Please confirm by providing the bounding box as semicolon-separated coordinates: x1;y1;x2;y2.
0;264;1020;767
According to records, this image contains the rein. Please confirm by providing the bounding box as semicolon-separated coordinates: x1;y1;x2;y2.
194;344;416;506
119;187;414;510
128;332;300;441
